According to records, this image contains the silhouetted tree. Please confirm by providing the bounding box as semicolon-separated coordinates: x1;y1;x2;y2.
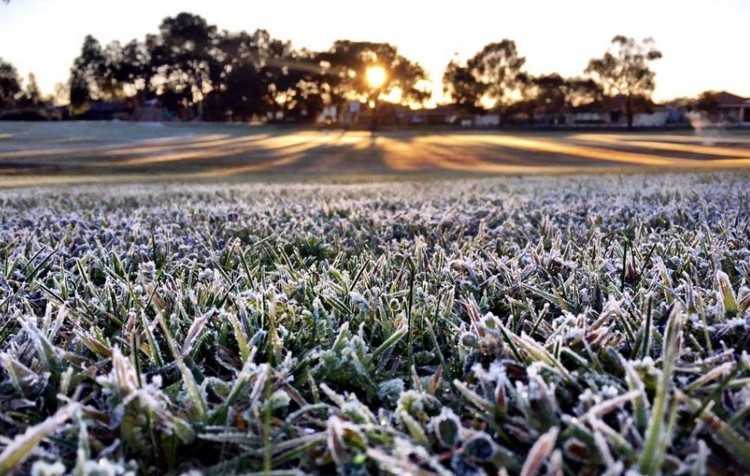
61;13;435;122
442;59;485;115
257;31;311;121
512;73;567;123
694;91;721;116
209;28;325;122
207;30;262;120
69;35;109;113
17;72;41;108
52;82;70;107
147;13;220;118
0;58;21;109
563;77;603;109
532;74;566;115
586;36;662;129
109;39;152;100
443;40;526;124
317;41;430;108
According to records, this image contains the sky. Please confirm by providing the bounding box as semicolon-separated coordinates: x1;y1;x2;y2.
0;0;748;105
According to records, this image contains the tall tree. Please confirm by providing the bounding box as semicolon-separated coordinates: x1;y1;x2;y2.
443;40;526;123
512;73;567;123
14;72;41;108
52;82;70;107
563;77;603;109
442;59;485;115
531;74;566;115
585;36;662;129
0;58;21;109
115;39;152;98
206;29;267;121
148;13;220;118
68;35;109;113
317;41;430;107
470;40;526;112
694;90;721;116
208;28;325;122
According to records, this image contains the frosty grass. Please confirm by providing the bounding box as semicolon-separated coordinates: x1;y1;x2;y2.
1;172;750;475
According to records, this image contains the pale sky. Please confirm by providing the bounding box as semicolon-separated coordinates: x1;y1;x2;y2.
0;0;748;104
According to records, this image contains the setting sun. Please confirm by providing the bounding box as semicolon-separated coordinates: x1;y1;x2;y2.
365;65;387;89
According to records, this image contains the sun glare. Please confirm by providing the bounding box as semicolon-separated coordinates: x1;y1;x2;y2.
365;65;387;89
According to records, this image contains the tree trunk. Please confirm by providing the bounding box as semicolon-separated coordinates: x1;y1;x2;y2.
626;95;634;130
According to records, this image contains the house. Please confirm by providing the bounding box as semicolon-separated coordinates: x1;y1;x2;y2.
562;96;669;127
563;103;607;125
632;107;669;127
317;105;338;125
131;99;175;122
715;92;750;125
80;101;129;120
401;104;457;126
340;101;364;127
474;111;501;128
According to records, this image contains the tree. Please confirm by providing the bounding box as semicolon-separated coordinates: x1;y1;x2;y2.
114;39;152;98
147;13;220;118
256;31;313;121
316;41;430;108
585;36;662;129
52;82;70;107
208;28;325;122
563;77;603;109
0;58;21;110
471;41;526;112
68;35;109;113
442;59;485;115
17;72;41;108
532;74;566;114
443;40;526;123
694;91;721;116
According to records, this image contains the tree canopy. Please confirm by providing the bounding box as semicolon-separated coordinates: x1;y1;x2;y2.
442;40;526;118
443;36;663;127
585;35;662;128
0;58;21;109
66;14;430;121
317;41;429;106
8;14;674;127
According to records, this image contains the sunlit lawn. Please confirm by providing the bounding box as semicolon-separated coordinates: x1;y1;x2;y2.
1;122;750;188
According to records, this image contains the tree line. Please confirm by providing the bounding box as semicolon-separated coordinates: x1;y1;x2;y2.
0;11;723;128
60;13;431;123
444;36;662;128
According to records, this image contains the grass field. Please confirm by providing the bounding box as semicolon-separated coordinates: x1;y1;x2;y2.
1;123;750;475
1;122;750;187
0;170;749;475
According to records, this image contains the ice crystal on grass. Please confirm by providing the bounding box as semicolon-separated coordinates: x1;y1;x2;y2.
0;172;749;474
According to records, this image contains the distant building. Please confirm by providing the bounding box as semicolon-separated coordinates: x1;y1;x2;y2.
714;92;750;125
81;101;129;121
401;105;457;126
561;96;669;128
564;103;607;126
131;99;175;122
317;105;338;125
474;111;501;128
632;108;669;127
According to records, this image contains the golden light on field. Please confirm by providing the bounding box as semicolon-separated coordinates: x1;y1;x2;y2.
365;65;387;89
